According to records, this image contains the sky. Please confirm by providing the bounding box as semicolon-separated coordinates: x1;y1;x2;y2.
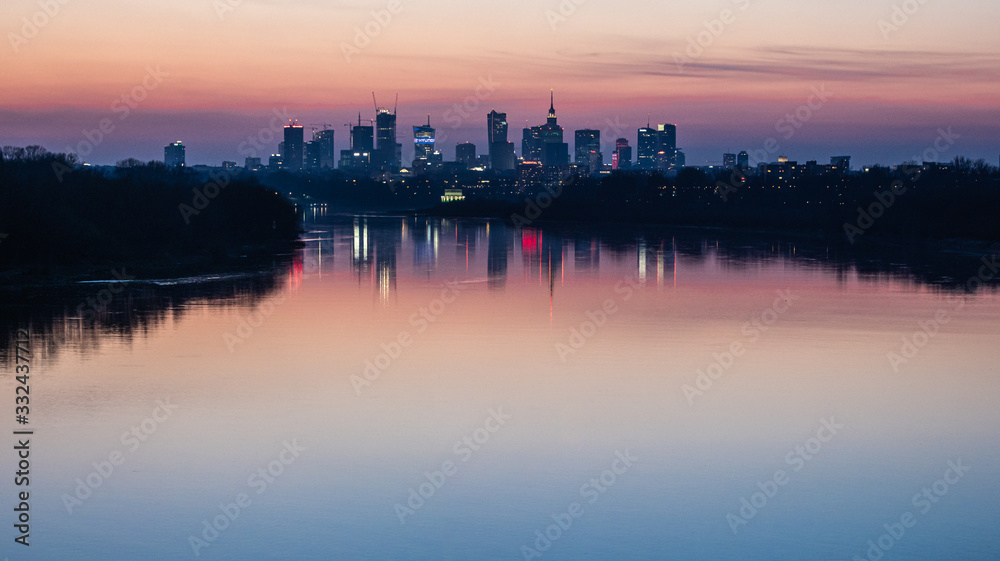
1;0;998;167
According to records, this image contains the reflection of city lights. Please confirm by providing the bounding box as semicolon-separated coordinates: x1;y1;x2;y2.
657;247;664;288
378;266;391;306
353;219;360;261
638;240;647;282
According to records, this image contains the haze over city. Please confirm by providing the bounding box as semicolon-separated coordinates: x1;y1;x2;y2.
2;0;998;166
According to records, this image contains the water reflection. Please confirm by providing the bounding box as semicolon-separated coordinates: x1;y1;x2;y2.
5;211;1000;561
3;213;997;358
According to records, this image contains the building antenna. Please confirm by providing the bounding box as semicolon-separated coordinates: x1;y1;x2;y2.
394;93;398;115
427;114;431;126
372;92;378;113
647;114;650;128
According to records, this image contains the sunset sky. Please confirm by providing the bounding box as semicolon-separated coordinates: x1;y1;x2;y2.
2;0;998;166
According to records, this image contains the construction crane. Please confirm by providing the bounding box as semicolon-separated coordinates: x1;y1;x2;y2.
372;92;399;115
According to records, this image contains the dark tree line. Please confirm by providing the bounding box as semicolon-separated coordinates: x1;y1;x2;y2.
0;146;300;274
434;159;1000;243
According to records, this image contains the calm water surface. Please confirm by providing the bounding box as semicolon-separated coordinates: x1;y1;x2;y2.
4;213;999;560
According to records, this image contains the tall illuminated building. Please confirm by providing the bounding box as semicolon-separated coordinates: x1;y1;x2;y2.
413;115;435;163
374;97;400;171
574;129;602;173
164;141;185;167
456;142;476;168
737;151;749;169
313;129;336;169
305;141;321;170
613;138;631;170
655;124;677;172
487;110;515;170
637;125;657;170
340;114;373;171
522;126;543;162
537;91;568;167
283;122;304;171
723;153;737;168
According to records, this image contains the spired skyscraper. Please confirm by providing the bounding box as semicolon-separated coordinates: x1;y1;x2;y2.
538;91;569;167
487;110;515;171
164;141;185;167
283;121;304;171
412;115;435;164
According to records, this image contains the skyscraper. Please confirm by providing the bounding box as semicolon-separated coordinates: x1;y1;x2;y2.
487;110;516;171
351;115;374;152
374;98;400;171
737;151;749;169
522;126;543;162
613;138;631;170
313;129;336;169
655;124;676;171
283;122;304;171
413;115;435;163
573;129;604;166
637;126;657;170
164;141;185;167
456;142;476;168
723;153;737;168
305;140;321;170
340;115;373;171
537;91;569;167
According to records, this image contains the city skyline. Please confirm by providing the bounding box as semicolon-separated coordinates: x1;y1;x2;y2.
2;0;998;166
